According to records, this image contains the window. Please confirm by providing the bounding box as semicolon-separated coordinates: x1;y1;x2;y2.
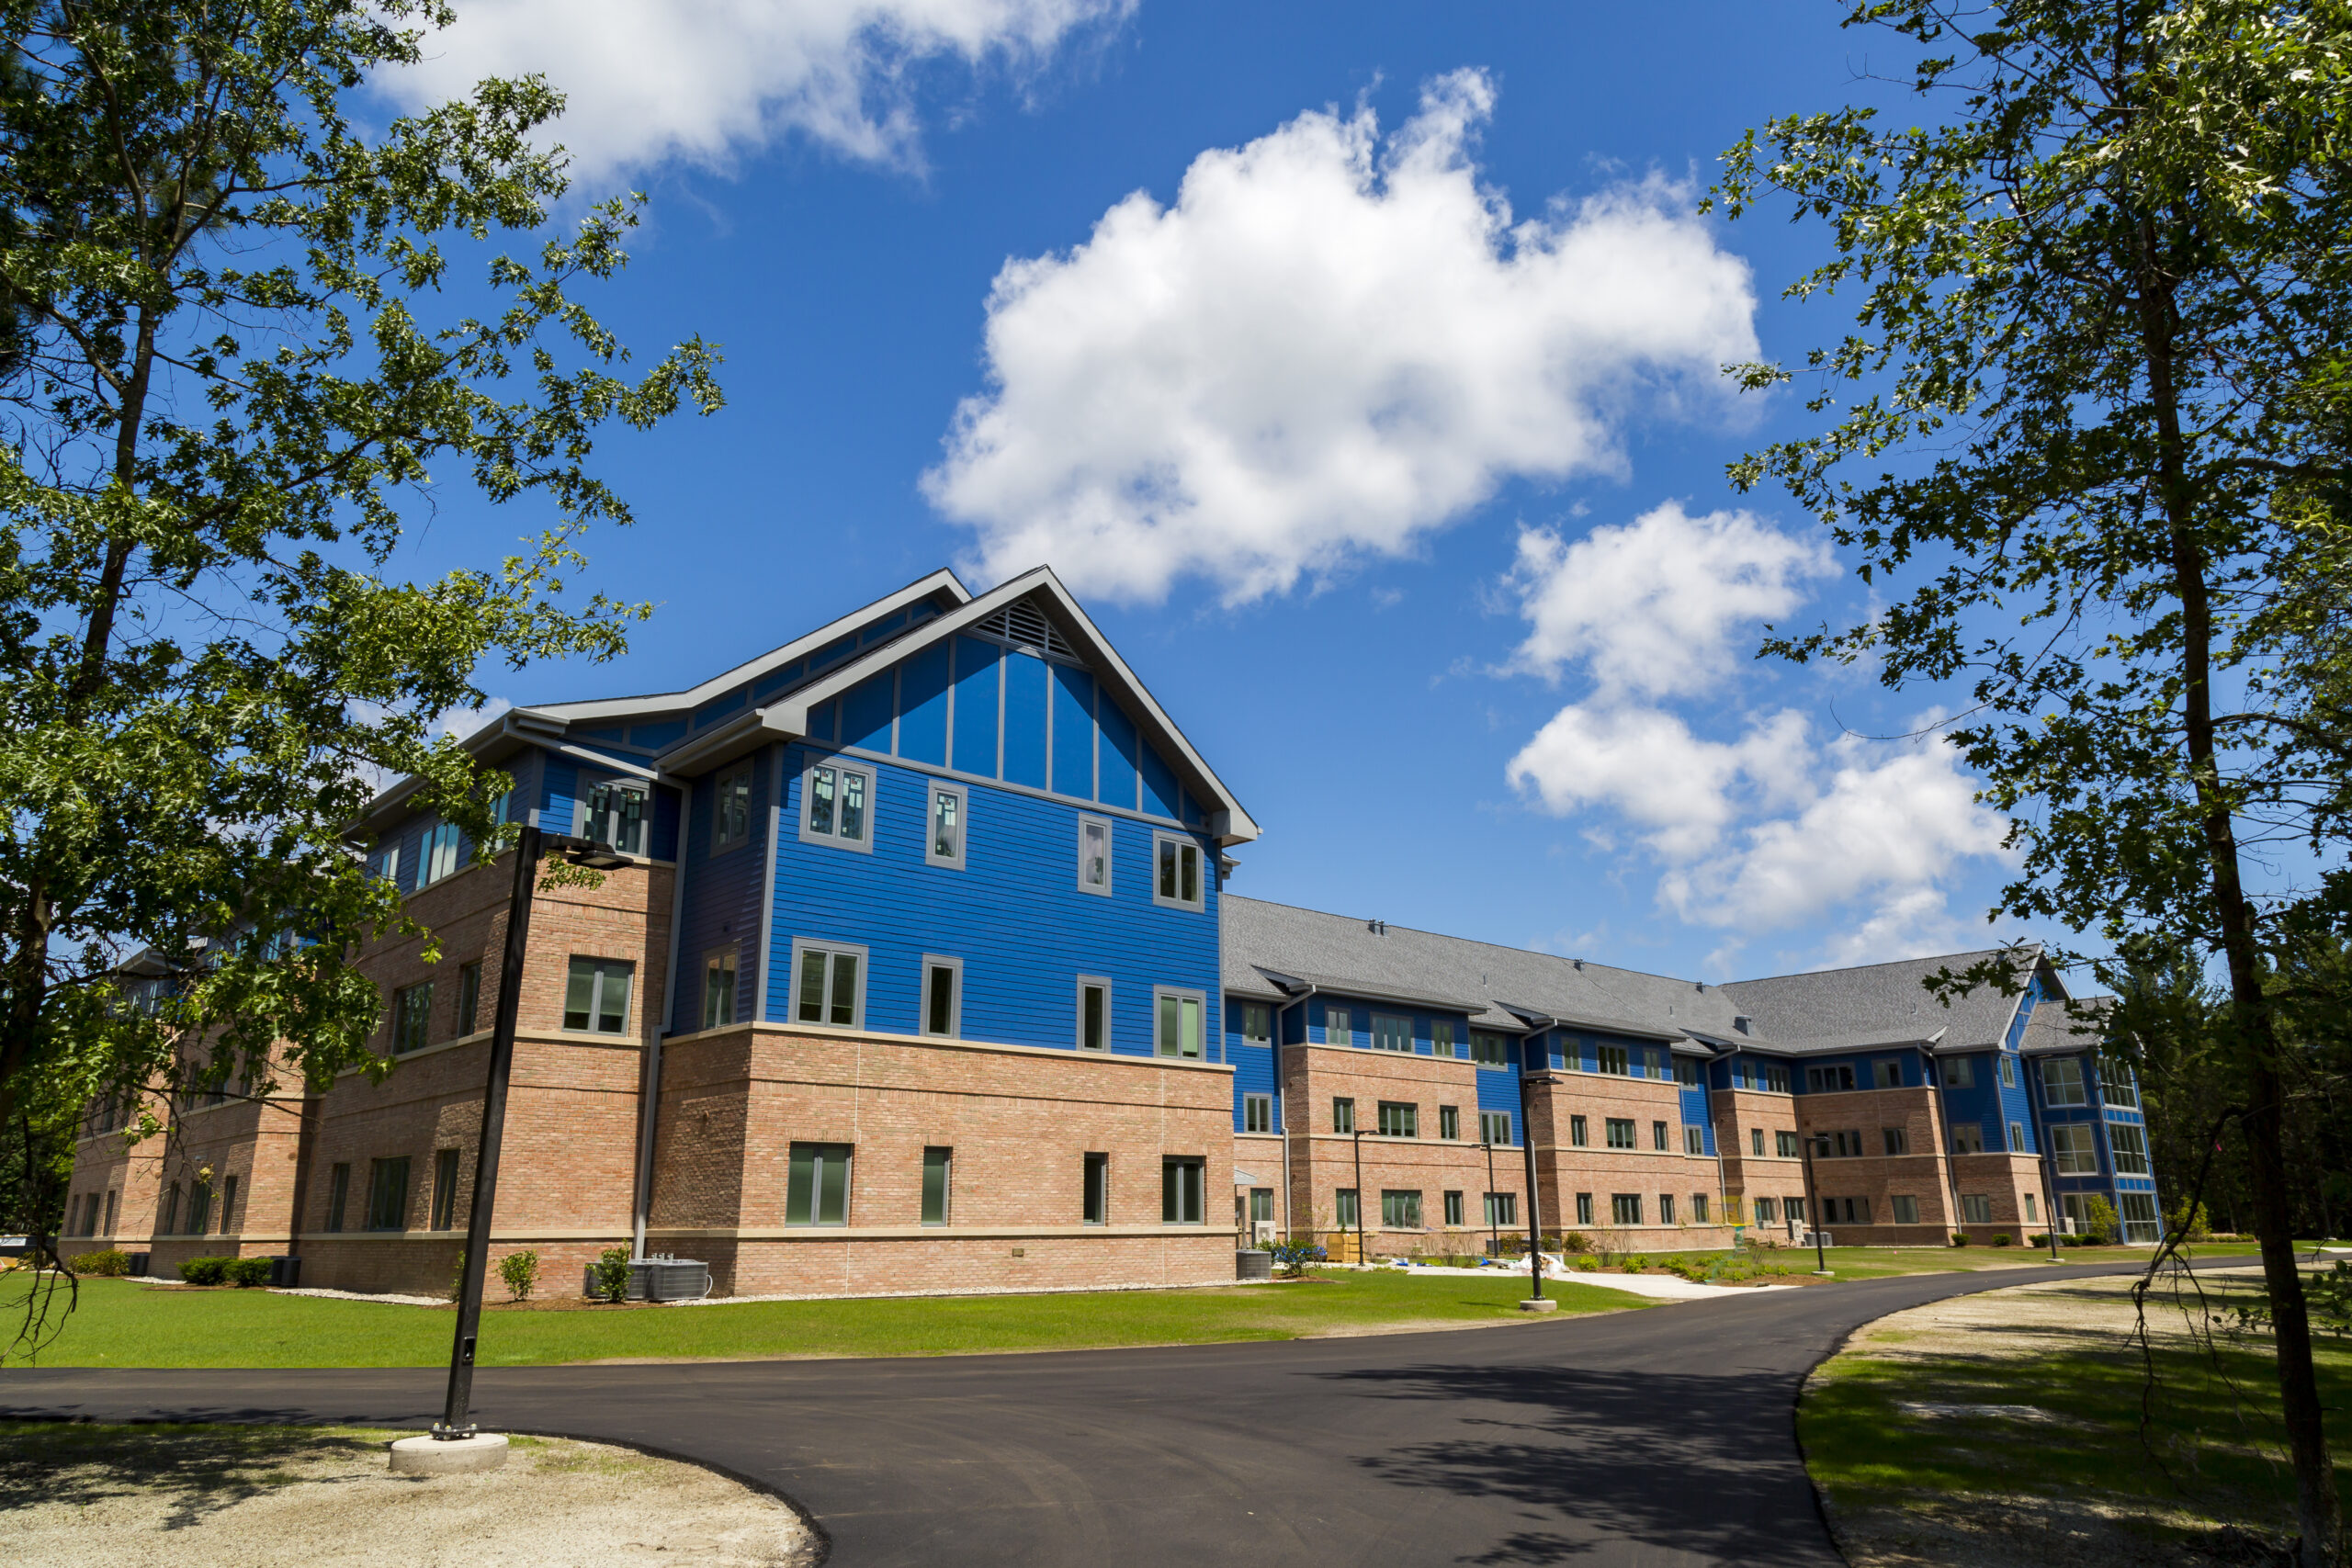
1611;1193;1643;1225
1760;1062;1792;1093
1651;1120;1669;1151
1332;1097;1356;1134
564;957;634;1034
1324;1007;1351;1047
1243;1093;1273;1134
1082;1152;1109;1224
2119;1191;2162;1243
220;1174;239;1234
418;819;464;886
1940;1056;1976;1089
1250;1188;1274;1224
431;1147;461;1231
2023;1192;2038;1222
1999;1055;2018;1088
1824;1129;1864;1158
1371;1013;1412;1053
1684;1125;1706;1155
365;1156;411;1231
786;1142;853;1225
2102;1067;2141;1110
926;783;967;870
1153;833;1204;911
105;1190;119;1234
1777;1130;1801;1157
1960;1193;1994;1224
2041;1057;2087;1106
1162;1157;1205;1224
792;942;864;1029
2108;1122;2151;1175
1443;1190;1464;1226
1439;1105;1460;1141
1469;1032;1509;1066
922;1147;953;1225
458;961;482;1036
1377;1101;1418;1138
373;842;401;886
1755;1196;1777;1224
801;761;872;850
702;948;739;1031
1077;977;1111;1052
1480;1110;1511;1145
1381;1190;1423;1228
1660;1193;1677;1225
1334;1189;1359;1229
1605;1117;1636;1149
712;761;754;852
582;782;647;856
1951;1122;1985;1155
1882;1127;1908;1156
162;1183;183;1236
1155;988;1205;1059
1785;1196;1806;1225
1487;1192;1519;1227
1873;1059;1904;1089
1676;1056;1702;1086
2007;1121;2027;1152
2052;1122;2098;1174
324;1164;349;1233
1432;1021;1458;1059
1691;1193;1709;1224
1241;1004;1272;1044
1569;1114;1589;1147
1891;1194;1920;1224
1077;815;1113;895
1597;1043;1630;1076
188;1180;211;1235
921;956;963;1038
1750;1127;1765;1156
1806;1064;1857;1092
1645;1048;1669;1078
392;981;434;1055
1830;1196;1872;1224
1575;1192;1594;1226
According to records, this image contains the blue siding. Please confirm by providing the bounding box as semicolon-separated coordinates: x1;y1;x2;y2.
1001;652;1049;789
950;637;1000;777
897;642;951;766
540;756;581;835
765;747;1220;1058
1679;1085;1713;1150
649;783;681;862
668;748;772;1034
631;718;687;750
1229;1029;1278;1134
1051;665;1095;798
1098;698;1140;811
1937;1055;2004;1146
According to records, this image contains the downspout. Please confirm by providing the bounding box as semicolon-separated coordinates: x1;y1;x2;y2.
634;784;692;1261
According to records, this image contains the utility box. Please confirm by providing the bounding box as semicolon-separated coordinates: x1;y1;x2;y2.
1235;1250;1273;1281
266;1255;301;1288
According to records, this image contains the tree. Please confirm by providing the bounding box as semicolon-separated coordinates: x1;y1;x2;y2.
0;0;720;1291
1715;3;2350;1559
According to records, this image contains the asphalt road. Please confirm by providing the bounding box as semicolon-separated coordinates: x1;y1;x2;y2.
2;1260;2188;1566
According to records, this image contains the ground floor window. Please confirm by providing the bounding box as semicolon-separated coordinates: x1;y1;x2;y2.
220;1174;239;1234
1611;1193;1642;1225
1891;1193;1920;1225
1334;1188;1359;1229
1784;1196;1805;1225
1443;1190;1464;1226
1960;1192;1993;1224
1575;1192;1592;1226
1659;1193;1677;1225
1485;1191;1517;1227
2022;1191;2038;1223
323;1163;349;1233
1381;1190;1422;1229
922;1146;953;1225
1082;1152;1109;1224
431;1147;460;1230
1161;1156;1205;1224
1250;1188;1274;1224
787;1142;853;1225
1754;1196;1777;1224
1828;1196;1871;1224
2118;1192;2161;1243
365;1156;410;1231
1690;1192;1709;1224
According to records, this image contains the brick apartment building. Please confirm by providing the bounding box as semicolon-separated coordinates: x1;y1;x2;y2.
60;569;2165;1298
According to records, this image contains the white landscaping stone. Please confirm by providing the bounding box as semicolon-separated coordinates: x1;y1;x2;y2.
390;1434;509;1475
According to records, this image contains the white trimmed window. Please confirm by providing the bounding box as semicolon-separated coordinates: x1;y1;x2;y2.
582;782;647;856
1240;1003;1271;1044
701;948;738;1031
921;955;963;1038
712;762;753;852
800;760;873;851
1076;976;1111;1051
1152;832;1204;911
1469;1031;1508;1066
1155;987;1205;1059
1479;1110;1511;1145
2052;1123;2097;1173
1077;814;1113;896
1324;1007;1351;1047
926;782;967;870
792;940;865;1029
1439;1105;1460;1140
563;957;633;1034
2101;1066;2141;1109
1243;1093;1272;1134
1371;1012;1411;1053
2041;1057;2087;1106
2108;1122;2151;1175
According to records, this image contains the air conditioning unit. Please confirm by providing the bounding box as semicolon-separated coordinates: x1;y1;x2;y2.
1251;1221;1278;1247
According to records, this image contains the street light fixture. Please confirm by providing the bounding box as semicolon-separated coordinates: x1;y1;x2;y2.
432;823;625;1445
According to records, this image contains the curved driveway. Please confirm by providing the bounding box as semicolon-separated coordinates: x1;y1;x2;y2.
3;1261;2173;1566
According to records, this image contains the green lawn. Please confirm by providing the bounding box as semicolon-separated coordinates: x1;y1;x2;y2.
5;1269;1648;1369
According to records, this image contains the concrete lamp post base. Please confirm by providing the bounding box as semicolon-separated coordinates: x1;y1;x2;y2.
390;1433;510;1475
1518;1298;1559;1314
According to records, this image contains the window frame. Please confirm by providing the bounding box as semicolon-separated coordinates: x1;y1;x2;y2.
1486;1191;1519;1227
581;780;649;857
431;1147;460;1231
1240;1003;1272;1045
1999;1055;2018;1088
1375;1100;1418;1138
2041;1057;2087;1107
1323;1006;1351;1048
1951;1121;1986;1155
711;761;755;854
1370;1012;1412;1053
458;960;482;1036
1334;1188;1360;1229
1882;1126;1909;1156
922;1145;953;1225
1160;1156;1206;1224
391;980;435;1055
1873;1059;1904;1089
2052;1122;2098;1174
1611;1192;1643;1226
323;1163;349;1233
365;1156;411;1232
1891;1193;1920;1224
1438;1105;1460;1141
1076;814;1114;897
2108;1121;2151;1175
1431;1021;1457;1059
2007;1121;2027;1152
1597;1043;1630;1076
1075;975;1112;1052
1443;1190;1464;1227
789;939;867;1031
1651;1119;1669;1151
1151;831;1205;911
1242;1092;1273;1134
1605;1116;1636;1150
1082;1152;1110;1224
1683;1125;1706;1156
418;819;465;888
924;780;968;871
1380;1189;1423;1230
1940;1055;1977;1089
1153;986;1206;1060
562;956;635;1036
1479;1110;1512;1146
1960;1192;1994;1224
1332;1097;1356;1134
1569;1113;1589;1147
1776;1129;1801;1157
798;757;876;853
1575;1191;1593;1226
1469;1031;1509;1066
786;1141;854;1226
701;946;740;1032
920;953;964;1039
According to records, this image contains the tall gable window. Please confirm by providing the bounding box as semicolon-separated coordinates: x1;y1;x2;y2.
925;783;967;870
418;821;464;887
712;762;754;852
1153;833;1204;910
800;761;872;851
583;782;646;856
1077;815;1113;895
793;941;865;1029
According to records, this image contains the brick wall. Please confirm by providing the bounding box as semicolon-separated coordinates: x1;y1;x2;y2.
1527;1073;1735;1249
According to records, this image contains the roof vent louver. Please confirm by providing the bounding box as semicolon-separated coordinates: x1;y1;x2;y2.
975;598;1079;660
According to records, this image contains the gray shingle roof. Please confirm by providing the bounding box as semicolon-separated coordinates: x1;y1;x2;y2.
2018;998;2109;1055
1221;895;2051;1057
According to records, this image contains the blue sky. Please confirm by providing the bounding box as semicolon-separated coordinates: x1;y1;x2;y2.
372;1;2030;983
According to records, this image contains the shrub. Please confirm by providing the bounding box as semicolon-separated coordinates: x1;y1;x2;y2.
68;1249;130;1277
2081;1196;2120;1245
1993;1233;2013;1247
1270;1240;1328;1279
1555;1232;1590;1252
2027;1233;2051;1248
499;1249;540;1302
223;1257;274;1288
178;1256;230;1285
2167;1200;2212;1242
589;1246;632;1303
1950;1231;1972;1247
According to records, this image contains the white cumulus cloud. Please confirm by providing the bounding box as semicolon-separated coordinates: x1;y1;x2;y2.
1505;501;1835;697
923;69;1760;604
379;0;1130;182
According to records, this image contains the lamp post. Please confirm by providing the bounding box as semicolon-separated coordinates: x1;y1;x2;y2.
1350;1128;1367;1266
1481;1139;1499;1253
424;823;628;1455
1801;1133;1832;1276
1516;1043;1546;1306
